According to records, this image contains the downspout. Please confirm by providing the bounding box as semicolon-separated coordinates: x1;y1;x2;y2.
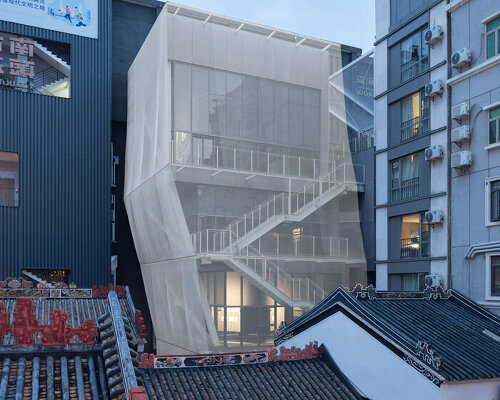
446;7;452;289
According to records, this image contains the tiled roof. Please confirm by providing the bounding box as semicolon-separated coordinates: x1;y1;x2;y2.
0;349;108;399
0;294;143;345
138;347;363;400
275;285;500;383
0;282;147;399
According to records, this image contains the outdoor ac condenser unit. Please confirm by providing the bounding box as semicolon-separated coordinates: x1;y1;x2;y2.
451;150;473;169
451;48;471;68
424;26;443;45
425;145;444;161
452;102;470;120
425;274;443;288
425;80;443;98
424;210;444;225
451;126;470;144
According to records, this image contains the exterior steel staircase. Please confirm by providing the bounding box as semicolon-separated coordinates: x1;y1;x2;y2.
192;163;363;309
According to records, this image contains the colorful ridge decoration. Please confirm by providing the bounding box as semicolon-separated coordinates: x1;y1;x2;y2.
0;298;97;345
149;342;321;369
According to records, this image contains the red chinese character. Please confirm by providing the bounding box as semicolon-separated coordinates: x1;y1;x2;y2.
9;36;34;57
10;59;35;79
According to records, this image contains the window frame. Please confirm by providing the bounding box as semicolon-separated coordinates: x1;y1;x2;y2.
400;89;430;142
391;153;420;202
400;212;430;259
488;106;500;145
0;150;19;208
485;176;500;226
485;16;500;59
400;28;429;83
486;253;500;300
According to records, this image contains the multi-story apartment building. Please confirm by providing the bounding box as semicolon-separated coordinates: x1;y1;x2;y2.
125;3;370;354
0;1;112;286
374;0;449;291
447;0;500;315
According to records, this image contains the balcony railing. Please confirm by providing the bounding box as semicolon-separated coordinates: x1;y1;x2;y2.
401;236;429;259
401;115;430;142
0;188;17;207
391;177;419;202
401;56;429;83
349;128;375;154
172;139;329;180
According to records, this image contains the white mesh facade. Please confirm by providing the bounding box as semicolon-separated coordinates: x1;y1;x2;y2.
125;3;369;354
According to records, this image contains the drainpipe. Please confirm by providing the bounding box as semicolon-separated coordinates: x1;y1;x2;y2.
446;9;452;289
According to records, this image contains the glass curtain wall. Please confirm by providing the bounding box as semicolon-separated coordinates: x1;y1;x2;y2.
172;62;321;162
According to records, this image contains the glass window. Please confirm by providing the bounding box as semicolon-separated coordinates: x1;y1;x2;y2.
486;16;500;59
0;151;19;207
391;153;420;202
400;29;429;83
171;62;321;152
491;180;500;222
400;212;429;258
489;106;500;145
0;33;70;98
492;256;500;296
401;90;429;141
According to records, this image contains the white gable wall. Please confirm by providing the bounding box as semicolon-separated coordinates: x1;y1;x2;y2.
279;311;440;400
441;380;500;400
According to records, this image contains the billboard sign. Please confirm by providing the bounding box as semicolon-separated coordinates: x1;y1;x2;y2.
0;1;98;39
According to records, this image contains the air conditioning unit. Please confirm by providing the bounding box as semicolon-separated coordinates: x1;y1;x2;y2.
424;26;443;45
425;80;443;98
451;48;471;68
451;150;473;169
425;210;444;225
425;145;444;161
451;126;470;143
452;102;470;120
425;274;443;288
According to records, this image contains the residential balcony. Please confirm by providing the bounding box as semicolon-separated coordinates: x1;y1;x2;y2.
400;236;430;259
401;115;430;142
400;56;429;83
391;177;419;202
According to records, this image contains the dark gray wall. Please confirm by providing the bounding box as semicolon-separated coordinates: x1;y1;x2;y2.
0;1;112;286
351;148;375;275
111;0;163;351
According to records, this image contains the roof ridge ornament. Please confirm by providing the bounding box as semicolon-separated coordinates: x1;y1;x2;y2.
415;341;442;370
350;283;376;300
423;286;452;300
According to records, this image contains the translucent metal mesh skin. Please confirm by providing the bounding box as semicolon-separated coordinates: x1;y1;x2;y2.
125;5;369;353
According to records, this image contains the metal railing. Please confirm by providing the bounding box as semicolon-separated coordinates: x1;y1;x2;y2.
198;229;325;304
210;163;362;248
401;236;430;258
401;115;430;142
193;230;349;259
401;56;429;83
0;188;17;207
172;139;329;179
392;177;419;202
349;128;375;153
31;67;67;93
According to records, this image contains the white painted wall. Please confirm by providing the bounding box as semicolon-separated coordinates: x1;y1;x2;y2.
280;311;440;400
376;152;388;205
376;207;388;258
441;379;500;400
376;263;389;290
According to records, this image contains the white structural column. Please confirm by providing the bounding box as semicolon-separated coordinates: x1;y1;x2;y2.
124;8;219;354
